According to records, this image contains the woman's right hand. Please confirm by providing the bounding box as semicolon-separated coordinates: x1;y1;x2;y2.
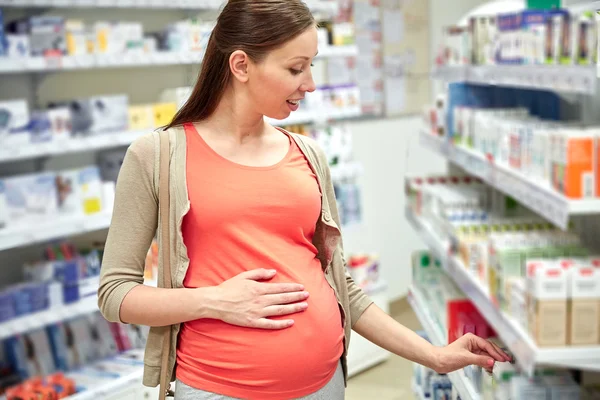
206;269;309;330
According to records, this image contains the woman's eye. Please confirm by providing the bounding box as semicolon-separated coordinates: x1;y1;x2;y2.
290;68;303;75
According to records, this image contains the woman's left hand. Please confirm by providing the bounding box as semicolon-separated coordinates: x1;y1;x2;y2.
435;333;512;374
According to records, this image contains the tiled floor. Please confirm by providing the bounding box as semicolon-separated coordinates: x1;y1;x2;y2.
346;303;422;400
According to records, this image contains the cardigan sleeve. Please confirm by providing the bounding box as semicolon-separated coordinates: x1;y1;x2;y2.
314;145;374;327
98;133;158;323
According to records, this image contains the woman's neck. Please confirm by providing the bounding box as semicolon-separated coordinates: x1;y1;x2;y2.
201;88;267;143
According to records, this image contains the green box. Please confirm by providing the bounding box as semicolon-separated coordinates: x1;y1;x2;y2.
527;0;560;8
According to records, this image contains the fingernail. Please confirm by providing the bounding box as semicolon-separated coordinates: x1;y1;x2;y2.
269;269;277;273
303;291;310;297
300;302;308;308
488;359;494;367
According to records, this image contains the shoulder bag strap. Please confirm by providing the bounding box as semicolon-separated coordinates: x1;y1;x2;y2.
158;130;175;400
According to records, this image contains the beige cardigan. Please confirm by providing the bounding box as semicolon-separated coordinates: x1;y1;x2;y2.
98;125;374;388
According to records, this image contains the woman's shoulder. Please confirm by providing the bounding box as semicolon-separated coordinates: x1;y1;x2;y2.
128;126;185;159
287;131;327;165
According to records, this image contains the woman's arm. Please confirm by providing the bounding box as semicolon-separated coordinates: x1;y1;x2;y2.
98;134;194;326
310;141;510;373
353;304;511;373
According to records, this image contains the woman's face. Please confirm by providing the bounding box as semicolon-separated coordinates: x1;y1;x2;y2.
247;26;318;120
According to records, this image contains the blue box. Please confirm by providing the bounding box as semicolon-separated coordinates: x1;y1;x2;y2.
47;323;70;371
0;9;6;56
4;336;30;380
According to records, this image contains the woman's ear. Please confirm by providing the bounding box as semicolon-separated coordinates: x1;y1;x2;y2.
229;50;250;83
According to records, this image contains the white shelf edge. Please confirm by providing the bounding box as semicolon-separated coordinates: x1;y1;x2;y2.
408;285;480;400
0;45;356;75
406;207;600;375
433;65;596;95
419;129;600;229
0;279;156;341
0;130;148;163
0;211;113;252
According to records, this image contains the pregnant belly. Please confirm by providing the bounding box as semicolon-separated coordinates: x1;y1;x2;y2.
175;278;344;399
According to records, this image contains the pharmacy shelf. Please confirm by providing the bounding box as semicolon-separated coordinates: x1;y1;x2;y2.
433;65;596;95
0;45;357;74
0;0;339;13
0;211;112;252
0;294;98;340
408;284;480;400
419;129;600;230
0;52;204;74
0;279;156;341
0;108;361;163
406;206;600;376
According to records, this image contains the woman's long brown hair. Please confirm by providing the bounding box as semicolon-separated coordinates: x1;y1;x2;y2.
165;0;315;129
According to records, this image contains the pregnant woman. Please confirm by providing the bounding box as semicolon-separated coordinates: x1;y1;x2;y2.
98;1;510;399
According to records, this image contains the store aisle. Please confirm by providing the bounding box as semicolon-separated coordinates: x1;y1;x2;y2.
346;301;421;400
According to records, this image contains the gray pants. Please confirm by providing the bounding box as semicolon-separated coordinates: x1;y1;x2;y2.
174;362;345;400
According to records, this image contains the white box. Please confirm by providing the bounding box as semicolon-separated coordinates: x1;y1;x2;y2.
0;99;30;148
567;265;600;345
0;180;8;229
78;166;103;215
527;261;568;346
6;34;30;57
4;172;58;225
47;107;73;140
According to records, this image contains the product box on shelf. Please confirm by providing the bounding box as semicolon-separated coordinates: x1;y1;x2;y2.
6;34;30;58
497;13;519;64
46;107;72;141
29;16;67;57
128;105;154;131
551;10;572;65
566;265;600;345
0;8;6;57
0;180;8;230
527;261;568;347
520;10;549;65
572;11;597;65
470;16;496;65
153;102;177;128
444;26;471;66
0;100;30;148
69;95;129;135
4;330;56;380
4;172;59;226
74;166;102;216
551;129;596;199
65;19;88;56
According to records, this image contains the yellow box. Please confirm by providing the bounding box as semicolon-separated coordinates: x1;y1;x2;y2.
128;105;154;131
153;103;177;128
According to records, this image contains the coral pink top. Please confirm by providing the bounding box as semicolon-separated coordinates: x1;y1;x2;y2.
176;123;344;399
